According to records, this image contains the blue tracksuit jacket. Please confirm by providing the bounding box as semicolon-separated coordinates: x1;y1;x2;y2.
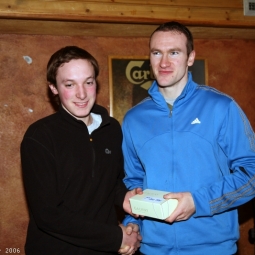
122;73;255;255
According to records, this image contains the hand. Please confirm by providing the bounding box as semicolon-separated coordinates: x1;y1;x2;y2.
118;224;142;255
123;188;143;216
163;192;195;223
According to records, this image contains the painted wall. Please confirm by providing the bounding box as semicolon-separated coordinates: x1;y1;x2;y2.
0;34;255;254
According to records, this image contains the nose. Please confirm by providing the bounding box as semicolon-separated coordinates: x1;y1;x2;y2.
160;54;170;68
76;85;86;99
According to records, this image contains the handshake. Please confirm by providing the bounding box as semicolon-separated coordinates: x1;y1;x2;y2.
119;223;141;255
118;187;143;255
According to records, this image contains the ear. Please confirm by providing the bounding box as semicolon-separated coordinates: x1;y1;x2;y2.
49;84;59;95
187;50;196;67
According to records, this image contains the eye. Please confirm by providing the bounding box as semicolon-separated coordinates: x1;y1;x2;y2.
170;51;179;56
151;51;161;56
65;83;74;88
86;79;96;86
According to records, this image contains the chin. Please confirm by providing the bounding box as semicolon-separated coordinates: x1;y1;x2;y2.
158;82;171;88
75;112;90;118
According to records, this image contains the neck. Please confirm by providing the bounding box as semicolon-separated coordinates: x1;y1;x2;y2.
86;115;93;126
158;74;188;99
159;83;185;99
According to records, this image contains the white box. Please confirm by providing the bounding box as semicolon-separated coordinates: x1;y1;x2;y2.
129;189;178;220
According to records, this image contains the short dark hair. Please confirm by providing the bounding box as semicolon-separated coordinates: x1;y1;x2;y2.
150;21;194;56
47;46;99;86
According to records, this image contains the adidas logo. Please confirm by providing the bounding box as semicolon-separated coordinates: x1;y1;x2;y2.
191;118;201;124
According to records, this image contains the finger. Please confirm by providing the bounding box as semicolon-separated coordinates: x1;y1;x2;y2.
163;192;179;199
129;223;138;232
125;225;133;235
165;209;179;223
132;212;144;218
135;187;143;195
120;247;135;255
118;246;130;254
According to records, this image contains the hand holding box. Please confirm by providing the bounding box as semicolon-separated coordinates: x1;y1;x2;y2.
129;189;178;220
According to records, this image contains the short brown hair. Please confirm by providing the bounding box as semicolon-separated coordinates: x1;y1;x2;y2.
47;46;99;87
150;21;194;56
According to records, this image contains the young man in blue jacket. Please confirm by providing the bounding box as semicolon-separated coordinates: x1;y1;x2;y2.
21;46;141;255
122;22;255;255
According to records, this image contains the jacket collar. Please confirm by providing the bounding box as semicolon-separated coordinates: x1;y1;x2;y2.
148;72;198;109
58;104;110;128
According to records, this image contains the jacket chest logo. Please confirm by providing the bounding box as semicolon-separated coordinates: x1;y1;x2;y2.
191;118;201;124
105;148;111;154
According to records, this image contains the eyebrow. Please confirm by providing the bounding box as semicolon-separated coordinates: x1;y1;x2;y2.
150;47;182;53
61;76;95;83
62;79;74;82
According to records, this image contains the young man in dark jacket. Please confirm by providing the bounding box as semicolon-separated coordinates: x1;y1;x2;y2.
21;46;141;255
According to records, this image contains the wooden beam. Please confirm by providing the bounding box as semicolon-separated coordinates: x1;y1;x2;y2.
89;0;243;8
0;0;244;9
1;19;255;39
0;0;255;28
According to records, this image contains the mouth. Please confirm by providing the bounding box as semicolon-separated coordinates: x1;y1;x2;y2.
74;102;88;108
159;70;173;75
